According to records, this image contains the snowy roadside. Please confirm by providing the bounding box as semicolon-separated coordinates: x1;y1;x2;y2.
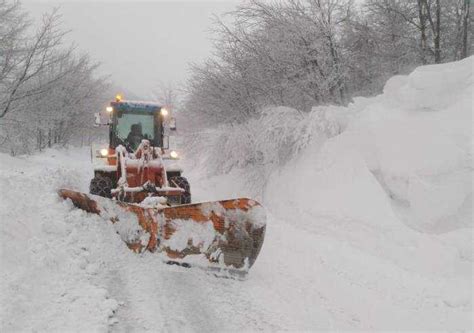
0;148;122;331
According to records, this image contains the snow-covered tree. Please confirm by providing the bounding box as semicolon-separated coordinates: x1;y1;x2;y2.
184;0;472;127
0;2;109;155
184;0;354;125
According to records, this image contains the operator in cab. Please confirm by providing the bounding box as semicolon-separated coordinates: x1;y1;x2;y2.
126;123;145;149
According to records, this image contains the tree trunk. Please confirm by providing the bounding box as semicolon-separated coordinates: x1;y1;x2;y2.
434;0;441;63
48;128;52;148
417;0;428;64
461;0;470;59
327;36;346;104
38;128;42;152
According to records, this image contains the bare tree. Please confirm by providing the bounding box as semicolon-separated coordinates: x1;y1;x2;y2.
366;0;471;64
153;81;180;110
419;0;441;63
0;2;109;155
460;0;471;59
0;8;74;119
184;0;472;129
184;0;355;126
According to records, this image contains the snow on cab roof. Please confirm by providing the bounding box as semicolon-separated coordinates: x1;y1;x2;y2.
115;100;162;108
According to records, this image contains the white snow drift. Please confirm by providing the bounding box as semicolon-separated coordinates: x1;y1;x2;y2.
188;57;473;329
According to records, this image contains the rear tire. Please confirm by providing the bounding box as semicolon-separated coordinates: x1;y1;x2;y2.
169;176;191;204
89;176;113;198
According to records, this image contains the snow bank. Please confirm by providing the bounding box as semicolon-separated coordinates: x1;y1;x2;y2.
185;57;473;330
187;57;473;234
0;148;124;331
318;57;470;233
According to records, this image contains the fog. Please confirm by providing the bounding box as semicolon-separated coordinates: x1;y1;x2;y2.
23;1;239;98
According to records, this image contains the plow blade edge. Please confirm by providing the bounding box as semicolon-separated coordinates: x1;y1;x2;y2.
58;189;266;273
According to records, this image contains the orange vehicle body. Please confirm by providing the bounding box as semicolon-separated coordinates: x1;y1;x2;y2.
91;99;189;204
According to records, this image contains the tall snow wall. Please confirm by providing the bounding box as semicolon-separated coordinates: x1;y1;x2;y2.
184;57;473;235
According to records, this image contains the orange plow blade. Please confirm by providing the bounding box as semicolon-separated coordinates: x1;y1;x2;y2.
58;189;266;273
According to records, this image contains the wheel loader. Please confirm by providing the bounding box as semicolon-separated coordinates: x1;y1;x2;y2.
59;95;266;275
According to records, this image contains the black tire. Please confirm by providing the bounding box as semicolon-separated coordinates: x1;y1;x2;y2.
89;176;113;198
169;176;191;204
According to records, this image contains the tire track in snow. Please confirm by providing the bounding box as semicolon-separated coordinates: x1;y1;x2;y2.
110;258;282;332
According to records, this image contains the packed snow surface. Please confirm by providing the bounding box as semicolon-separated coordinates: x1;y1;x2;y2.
0;58;472;331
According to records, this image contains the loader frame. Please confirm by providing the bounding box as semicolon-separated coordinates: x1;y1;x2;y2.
90;99;191;205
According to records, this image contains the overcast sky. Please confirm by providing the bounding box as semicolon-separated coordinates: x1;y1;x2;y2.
23;1;240;98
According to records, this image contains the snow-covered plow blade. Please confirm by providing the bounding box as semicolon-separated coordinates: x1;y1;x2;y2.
58;189;266;273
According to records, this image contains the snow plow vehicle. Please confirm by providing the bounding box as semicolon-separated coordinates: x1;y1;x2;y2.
58;95;266;275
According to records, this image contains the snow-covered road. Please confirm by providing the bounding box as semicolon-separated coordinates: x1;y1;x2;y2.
1;146;471;331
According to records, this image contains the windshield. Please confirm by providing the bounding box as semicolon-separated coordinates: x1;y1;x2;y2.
116;112;156;150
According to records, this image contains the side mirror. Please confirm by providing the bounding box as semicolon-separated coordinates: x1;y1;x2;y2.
163;135;169;149
169;117;177;131
94;113;101;127
94;112;111;126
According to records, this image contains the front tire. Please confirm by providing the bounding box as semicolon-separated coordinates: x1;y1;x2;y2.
89;176;113;198
169;176;191;204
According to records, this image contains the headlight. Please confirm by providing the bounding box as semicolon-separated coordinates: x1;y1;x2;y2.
170;150;178;159
160;108;169;117
99;148;108;157
106;106;113;113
